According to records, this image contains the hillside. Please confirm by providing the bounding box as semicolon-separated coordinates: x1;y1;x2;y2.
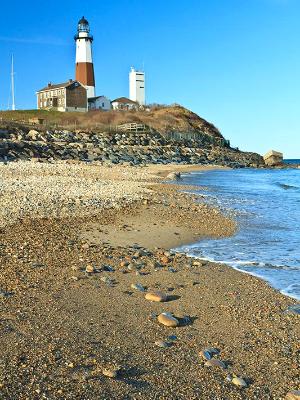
0;105;264;167
0;105;223;139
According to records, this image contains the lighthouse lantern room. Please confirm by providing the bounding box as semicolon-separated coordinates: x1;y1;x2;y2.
75;17;96;99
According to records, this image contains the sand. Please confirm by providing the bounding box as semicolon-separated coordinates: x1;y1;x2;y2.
0;161;299;400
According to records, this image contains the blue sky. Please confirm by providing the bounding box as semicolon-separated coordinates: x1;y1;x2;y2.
0;0;299;157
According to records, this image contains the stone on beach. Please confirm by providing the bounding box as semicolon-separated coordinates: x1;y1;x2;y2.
145;291;168;302
157;312;179;327
205;359;226;369
286;391;300;400
131;283;145;292
102;368;118;378
232;377;248;388
160;255;170;265
167;172;181;181
85;265;95;273
155;340;170;348
199;350;212;360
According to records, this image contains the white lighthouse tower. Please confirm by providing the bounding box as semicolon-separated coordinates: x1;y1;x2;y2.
75;17;96;99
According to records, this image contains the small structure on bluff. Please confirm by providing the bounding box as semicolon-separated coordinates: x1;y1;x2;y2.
111;97;139;111
36;80;87;112
263;150;283;166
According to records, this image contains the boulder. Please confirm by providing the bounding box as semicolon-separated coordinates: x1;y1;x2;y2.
26;130;39;141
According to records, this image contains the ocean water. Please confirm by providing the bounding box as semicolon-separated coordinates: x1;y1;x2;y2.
176;165;300;300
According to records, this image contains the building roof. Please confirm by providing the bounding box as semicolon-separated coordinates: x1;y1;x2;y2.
88;95;108;101
37;80;83;93
111;97;138;104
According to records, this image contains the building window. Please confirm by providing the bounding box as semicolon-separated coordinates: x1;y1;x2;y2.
102;102;105;107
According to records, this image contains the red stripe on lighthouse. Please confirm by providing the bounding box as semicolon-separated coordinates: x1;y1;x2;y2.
76;62;95;87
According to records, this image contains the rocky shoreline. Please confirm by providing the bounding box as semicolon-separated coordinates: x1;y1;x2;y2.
0;123;264;168
0;162;299;399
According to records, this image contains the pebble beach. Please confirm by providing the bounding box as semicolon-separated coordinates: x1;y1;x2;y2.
0;161;299;399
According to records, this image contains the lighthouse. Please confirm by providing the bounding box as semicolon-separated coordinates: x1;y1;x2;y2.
75;17;95;99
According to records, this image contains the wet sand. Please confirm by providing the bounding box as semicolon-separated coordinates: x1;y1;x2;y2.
0;162;299;399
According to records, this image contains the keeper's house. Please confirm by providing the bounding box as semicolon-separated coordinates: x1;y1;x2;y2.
36;80;87;112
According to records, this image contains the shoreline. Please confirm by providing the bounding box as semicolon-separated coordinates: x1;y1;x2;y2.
0;161;299;399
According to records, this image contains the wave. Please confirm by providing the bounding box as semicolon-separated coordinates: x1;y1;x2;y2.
275;182;299;190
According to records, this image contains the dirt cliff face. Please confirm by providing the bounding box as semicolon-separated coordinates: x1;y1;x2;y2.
0;105;223;139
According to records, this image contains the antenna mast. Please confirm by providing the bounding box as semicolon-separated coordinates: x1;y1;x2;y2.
11;54;16;111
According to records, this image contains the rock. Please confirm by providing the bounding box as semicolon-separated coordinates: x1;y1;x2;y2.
193;260;203;267
26;130;39;141
155;340;170;348
205;347;220;355
85;265;94;273
286;305;300;315
102;265;114;272
100;276;112;285
0;290;13;299
160;255;170;265
145;291;168;302
232;377;248;388
157;312;179;327
286;391;300;400
205;359;226;369
167;172;181;181
199;350;212;360
102;368;118;378
131;283;145;292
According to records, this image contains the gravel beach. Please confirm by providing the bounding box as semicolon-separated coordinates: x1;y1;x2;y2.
0;161;299;399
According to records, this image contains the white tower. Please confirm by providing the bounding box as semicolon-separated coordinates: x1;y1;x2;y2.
75;17;96;98
129;67;145;105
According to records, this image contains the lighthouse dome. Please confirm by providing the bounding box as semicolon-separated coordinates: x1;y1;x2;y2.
78;16;90;33
78;16;89;25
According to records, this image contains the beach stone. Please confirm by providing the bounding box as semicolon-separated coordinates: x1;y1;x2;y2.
100;276;112;285
157;313;179;327
193;260;203;267
155;340;170;348
199;350;212;360
286;391;300;400
131;283;145;292
205;359;226;369
102;265;114;272
205;347;220;355
85;265;94;273
145;291;168;302
232;377;248;388
167;172;181;180
160;255;170;265
286;305;300;315
102;368;118;378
